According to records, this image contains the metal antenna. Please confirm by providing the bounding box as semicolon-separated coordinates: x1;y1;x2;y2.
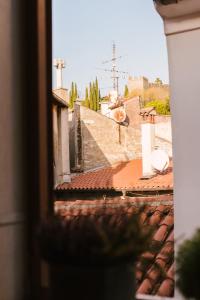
98;42;128;96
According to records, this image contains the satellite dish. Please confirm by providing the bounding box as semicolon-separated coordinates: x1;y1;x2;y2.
111;108;126;123
151;149;169;172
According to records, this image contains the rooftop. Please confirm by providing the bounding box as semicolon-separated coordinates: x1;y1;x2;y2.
55;195;174;297
56;159;173;192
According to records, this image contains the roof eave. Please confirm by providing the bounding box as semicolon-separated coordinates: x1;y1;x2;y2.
52;92;68;108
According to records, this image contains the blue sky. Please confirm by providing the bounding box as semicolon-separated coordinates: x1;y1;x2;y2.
52;0;168;96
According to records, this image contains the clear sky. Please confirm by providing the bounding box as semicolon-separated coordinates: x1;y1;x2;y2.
52;0;169;97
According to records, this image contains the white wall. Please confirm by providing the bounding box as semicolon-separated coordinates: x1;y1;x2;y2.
155;1;200;298
155;117;172;157
168;28;200;239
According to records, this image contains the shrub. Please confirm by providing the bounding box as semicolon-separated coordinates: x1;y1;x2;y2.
38;206;152;267
177;229;200;299
145;98;170;115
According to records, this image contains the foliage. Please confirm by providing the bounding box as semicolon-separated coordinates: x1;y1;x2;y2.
38;206;152;267
145;98;170;115
177;229;200;299
69;81;78;109
82;77;101;111
154;77;163;85
124;85;129;98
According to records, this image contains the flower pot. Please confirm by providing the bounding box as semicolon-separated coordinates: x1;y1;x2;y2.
50;263;135;300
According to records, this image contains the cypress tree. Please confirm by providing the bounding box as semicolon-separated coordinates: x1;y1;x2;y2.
69;81;79;109
85;87;89;108
124;85;129;98
89;82;93;110
83;79;102;111
99;90;101;102
93;82;97;111
75;83;78;99
95;77;100;111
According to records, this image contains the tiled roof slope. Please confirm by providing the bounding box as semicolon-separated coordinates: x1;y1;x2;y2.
56;159;173;191
55;196;174;297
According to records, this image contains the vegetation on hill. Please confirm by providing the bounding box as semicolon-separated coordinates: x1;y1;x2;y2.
145;97;170;115
126;79;170;115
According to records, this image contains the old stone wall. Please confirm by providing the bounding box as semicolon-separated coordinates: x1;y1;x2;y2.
80;105;141;171
69;99;173;172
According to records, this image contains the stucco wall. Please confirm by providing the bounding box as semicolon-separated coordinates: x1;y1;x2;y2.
168;27;200;240
155;115;172;157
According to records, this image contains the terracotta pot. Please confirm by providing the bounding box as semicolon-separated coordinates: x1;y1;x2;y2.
50;263;135;300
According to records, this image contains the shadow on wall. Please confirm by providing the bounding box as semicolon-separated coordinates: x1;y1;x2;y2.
69;112;139;172
81;123;132;171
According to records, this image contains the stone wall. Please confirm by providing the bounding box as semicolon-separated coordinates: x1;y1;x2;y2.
80;105;141;171
70;99;173;172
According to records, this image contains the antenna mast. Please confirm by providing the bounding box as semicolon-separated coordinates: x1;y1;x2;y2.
112;42;118;92
98;42;128;96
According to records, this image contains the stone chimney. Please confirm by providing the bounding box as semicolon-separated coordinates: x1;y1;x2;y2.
140;108;156;178
53;58;65;89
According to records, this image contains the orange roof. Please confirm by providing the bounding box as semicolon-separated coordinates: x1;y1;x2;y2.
55;197;174;297
56;159;173;191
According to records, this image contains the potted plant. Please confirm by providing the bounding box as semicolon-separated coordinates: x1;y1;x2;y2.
38;206;151;300
176;229;200;300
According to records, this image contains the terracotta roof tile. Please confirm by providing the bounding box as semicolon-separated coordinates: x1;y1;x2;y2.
56;159;173;191
157;278;174;297
137;278;152;294
55;197;174;297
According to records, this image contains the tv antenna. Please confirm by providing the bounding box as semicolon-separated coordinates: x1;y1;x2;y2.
97;42;128;96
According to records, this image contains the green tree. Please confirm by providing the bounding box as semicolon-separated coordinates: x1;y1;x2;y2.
155;78;163;85
75;83;78;99
124;85;129;98
145;98;171;115
89;82;94;110
69;81;78;109
84;87;89;108
93;82;97;111
95;77;100;111
83;78;101;111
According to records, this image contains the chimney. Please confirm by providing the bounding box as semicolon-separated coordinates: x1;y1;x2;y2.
140;108;156;177
53;58;65;89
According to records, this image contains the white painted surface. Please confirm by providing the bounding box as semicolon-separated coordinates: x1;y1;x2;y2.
155;1;200;298
155;122;172;143
101;102;111;117
141;123;155;177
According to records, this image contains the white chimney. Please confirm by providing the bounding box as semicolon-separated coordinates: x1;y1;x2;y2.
141;113;155;177
53;58;65;89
